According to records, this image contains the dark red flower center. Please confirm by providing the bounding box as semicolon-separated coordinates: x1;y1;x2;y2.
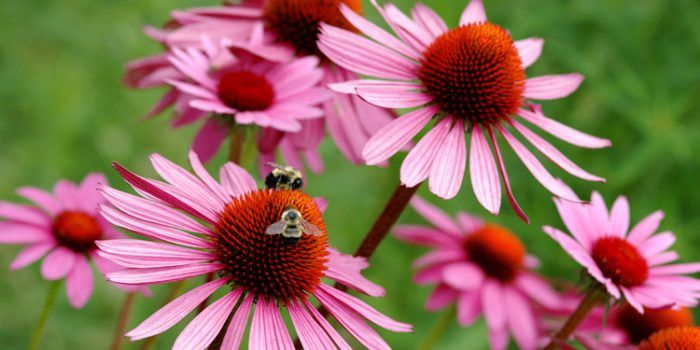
464;224;525;282
213;189;328;303
615;303;694;344
263;0;362;57
639;327;700;350
52;211;103;252
418;23;525;125
591;237;649;287
217;71;275;112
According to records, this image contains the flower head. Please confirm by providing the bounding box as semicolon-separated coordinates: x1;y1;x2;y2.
544;192;700;313
0;174;146;308
98;150;411;349
639;327;700;350
318;0;611;221
395;197;560;350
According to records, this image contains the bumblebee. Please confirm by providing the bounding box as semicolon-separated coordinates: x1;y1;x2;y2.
265;208;323;243
265;163;303;190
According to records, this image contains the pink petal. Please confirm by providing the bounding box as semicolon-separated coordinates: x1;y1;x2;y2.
393;225;456;248
650;263;700;276
192;119;228;164
166;79;217;100
442;262;484;291
456;212;483;233
627;210;664;245
41;247;78;280
96;239;215;268
553;198;596;250
0;202;50;227
144;88;179;119
382;3;434;50
127;277;229;340
518;106;611;148
172;290;240;350
249;299;294;350
77;173;108;212
66;256;93;308
221;292;253;350
489;329;509;350
356;84;433;109
470;125;502;214
325;249;385;297
315;286;391;350
338;3;419;59
515;274;561;309
459;0;487;25
316;284;412;332
504;288;537;350
318;23;419;81
515;38;544;68
149;153;223;213
0;222;50;244
98;205;212;249
411;3;448;38
498;126;579;202
400;118;452;187
638;231;676;257
409;197;462;236
456;291;481;326
524;74;584;100
289;301;338;350
106;263;223;285
10;242;55;270
112;162;216;225
481;281;506;330
362;106;437;165
486;126;529;223
429;120;467;199
189;99;236;115
53;180;79;209
510;120;605;182
219;162;257;198
16;187;61;215
302;299;352;350
610;196;630;237
425;283;459;311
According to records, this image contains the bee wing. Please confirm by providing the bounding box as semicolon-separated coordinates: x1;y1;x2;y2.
267;162;285;170
265;220;286;236
300;219;324;237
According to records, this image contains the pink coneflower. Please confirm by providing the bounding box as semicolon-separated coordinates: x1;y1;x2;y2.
161;1;398;166
165;33;331;163
97;150;412;349
0;173;145;308
544;192;700;313
394;197;560;350
318;0;611;220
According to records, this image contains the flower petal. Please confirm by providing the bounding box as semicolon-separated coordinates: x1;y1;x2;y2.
514;38;544;68
518;106;611;149
221;292;253;350
400;118;452;187
66;256;94;309
249;298;294;350
523;74;584;100
41;247;77;280
362;106;437;165
459;0;487;25
470;125;502;214
429;120;467;199
172;289;240;350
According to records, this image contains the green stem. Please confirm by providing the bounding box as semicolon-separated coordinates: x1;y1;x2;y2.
544;287;605;349
110;293;136;350
417;306;456;350
28;281;62;350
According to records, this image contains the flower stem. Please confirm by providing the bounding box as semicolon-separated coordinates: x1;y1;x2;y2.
353;183;421;259
28;280;62;350
417;306;456;350
227;125;245;164
110;293;136;350
544;287;605;349
139;281;186;350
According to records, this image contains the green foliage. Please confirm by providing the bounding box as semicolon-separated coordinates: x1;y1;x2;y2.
0;0;699;349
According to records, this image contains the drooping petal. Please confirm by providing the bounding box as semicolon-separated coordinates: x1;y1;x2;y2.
400;118;452;187
127;277;229;340
41;247;78;280
221;292;253;350
0;222;51;244
518;107;611;149
456;291;481;326
442;262;484;291
362;106;437;166
486;126;529;223
16;187;61;215
289;301;337;350
325;249;385;297
626;210;664;244
96;239;215;268
249;298;294;350
66;256;94;309
429;120;467;199
481;281;506;331
0;202;50;227
192;118;229;164
172;290;240;350
409;197;462;236
504;288;537;350
9;242;55;270
470;125;502;214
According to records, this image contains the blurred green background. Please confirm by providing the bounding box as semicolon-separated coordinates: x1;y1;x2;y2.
1;0;699;349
